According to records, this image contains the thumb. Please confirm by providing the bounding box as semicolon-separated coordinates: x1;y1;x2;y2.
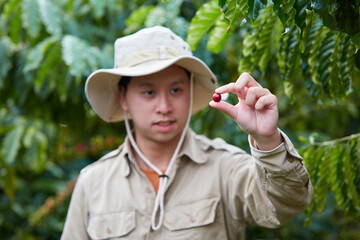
209;100;238;121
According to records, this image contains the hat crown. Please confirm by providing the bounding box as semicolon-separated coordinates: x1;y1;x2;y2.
114;26;192;68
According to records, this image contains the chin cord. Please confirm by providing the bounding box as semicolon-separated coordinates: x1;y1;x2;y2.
124;73;194;231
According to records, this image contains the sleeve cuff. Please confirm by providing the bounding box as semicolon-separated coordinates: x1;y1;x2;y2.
248;129;303;172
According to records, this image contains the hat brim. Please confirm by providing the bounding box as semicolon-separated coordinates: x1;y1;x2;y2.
85;56;217;122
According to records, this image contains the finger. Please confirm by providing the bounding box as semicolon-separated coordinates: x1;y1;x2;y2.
215;72;261;95
209;100;238;121
215;82;236;95
254;94;278;110
245;87;271;107
236;72;262;90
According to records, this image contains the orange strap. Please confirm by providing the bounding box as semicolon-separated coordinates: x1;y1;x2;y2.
140;168;166;193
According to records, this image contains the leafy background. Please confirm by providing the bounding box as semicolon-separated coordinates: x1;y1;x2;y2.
0;0;359;239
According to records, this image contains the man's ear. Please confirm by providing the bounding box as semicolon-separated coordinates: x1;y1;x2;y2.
118;86;128;111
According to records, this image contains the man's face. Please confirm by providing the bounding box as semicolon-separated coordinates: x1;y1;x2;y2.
119;65;190;145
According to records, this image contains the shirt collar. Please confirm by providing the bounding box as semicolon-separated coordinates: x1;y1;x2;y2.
117;137;134;177
178;128;208;164
118;128;208;177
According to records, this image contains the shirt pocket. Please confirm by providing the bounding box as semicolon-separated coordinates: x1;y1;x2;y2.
163;196;220;231
87;210;136;239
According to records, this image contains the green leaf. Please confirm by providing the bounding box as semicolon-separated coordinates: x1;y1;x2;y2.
21;0;41;38
303;200;315;227
350;139;360;195
248;0;267;21
1;120;25;165
94;43;113;69
1;0;21;25
0;38;13;89
89;0;107;19
34;42;62;93
238;33;257;73
124;6;156;34
314;146;330;215
310;0;337;30
60;35;99;81
38;0;62;36
255;9;278;71
283;81;294;99
329;145;348;212
86;47;101;73
308;21;325;85
0;125;13;136
23;130;48;173
223;0;237;27
312;27;335;97
273;0;296;27
351;33;360;52
238;7;279;74
218;0;227;8
160;0;184;23
9;6;21;44
238;0;249;17
207;8;240;53
273;0;286;25
61;35;88;79
277;25;301;101
299;9;314;52
144;7;166;28
340;36;355;95
328;32;347;98
342;142;359;211
23;126;37;148
294;0;310;34
1;167;17;200
23;36;58;73
187;0;222;50
301;16;322;98
173;17;190;40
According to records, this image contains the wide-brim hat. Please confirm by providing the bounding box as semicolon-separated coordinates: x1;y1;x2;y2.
85;26;217;122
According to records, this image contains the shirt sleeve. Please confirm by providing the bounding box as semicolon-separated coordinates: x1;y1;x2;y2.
61;171;90;240
221;129;313;228
247;129;313;227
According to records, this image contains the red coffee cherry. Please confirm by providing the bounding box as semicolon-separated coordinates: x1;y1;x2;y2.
212;93;221;102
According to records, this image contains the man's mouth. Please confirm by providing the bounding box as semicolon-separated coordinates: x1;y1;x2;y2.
157;121;173;126
153;120;176;132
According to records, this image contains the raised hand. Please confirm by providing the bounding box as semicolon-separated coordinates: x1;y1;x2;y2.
209;73;282;150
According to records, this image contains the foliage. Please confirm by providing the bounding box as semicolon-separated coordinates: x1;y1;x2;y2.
0;0;359;239
301;133;360;226
186;0;360;227
187;0;359;101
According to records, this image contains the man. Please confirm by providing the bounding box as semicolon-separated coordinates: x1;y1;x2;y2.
61;26;313;239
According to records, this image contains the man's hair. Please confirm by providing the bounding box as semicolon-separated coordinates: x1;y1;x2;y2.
118;76;132;93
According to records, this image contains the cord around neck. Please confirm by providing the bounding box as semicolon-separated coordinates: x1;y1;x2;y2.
124;73;194;231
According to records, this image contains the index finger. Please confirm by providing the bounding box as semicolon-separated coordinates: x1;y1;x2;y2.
215;72;262;94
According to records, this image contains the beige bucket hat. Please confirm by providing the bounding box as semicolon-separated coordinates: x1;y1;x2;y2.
85;26;217;122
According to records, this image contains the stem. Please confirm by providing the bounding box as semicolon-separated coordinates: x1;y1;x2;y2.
311;132;360;146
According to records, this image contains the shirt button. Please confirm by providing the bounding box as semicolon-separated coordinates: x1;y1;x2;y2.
190;216;196;223
146;187;152;193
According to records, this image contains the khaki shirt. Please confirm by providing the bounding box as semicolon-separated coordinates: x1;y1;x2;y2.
61;129;313;240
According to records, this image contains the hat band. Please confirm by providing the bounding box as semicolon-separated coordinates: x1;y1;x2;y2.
114;48;186;68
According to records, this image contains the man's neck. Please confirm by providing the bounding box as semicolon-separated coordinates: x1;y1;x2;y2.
132;135;181;171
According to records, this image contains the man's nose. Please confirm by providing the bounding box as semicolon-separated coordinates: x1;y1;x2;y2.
156;94;172;114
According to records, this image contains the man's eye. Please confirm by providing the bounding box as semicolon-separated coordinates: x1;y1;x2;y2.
171;88;181;94
144;90;154;96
